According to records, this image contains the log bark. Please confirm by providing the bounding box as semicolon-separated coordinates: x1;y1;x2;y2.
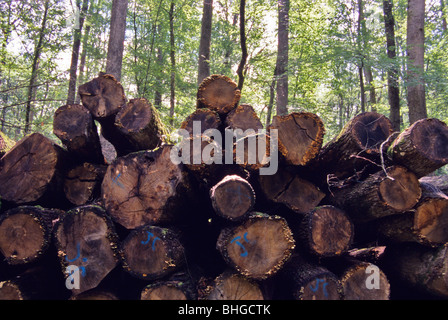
268;112;325;166
53;104;104;164
216;212;295;280
420;175;448;195
0;133;71;206
78;73;126;119
121;225;185;280
388;118;448;177
297;205;354;257
101;97;168;157
279;255;342;300
64;162;107;206
197;74;241;115
200;269;264;300
377;182;448;247
210;175;255;222
258;166;325;214
329;165;421;223
101;145;191;229
310;111;394;186
225;104;263;132
0;206;60;265
54;205;120;295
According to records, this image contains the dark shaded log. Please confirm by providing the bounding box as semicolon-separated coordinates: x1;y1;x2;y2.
0;131;14;158
54;205;120;296
388;118;448;178
420;175;448;195
297;205;354;257
279;255;342;300
329;165;421;223
140;272;197;300
200;269;264;300
382;243;448;298
0;280;23;300
0;133;71;206
121;225;185;280
64;162;106;206
225;104;263;132
101;145;192;229
180;108;222;136
268;112;325;166
258;166;325;214
53;104;105;164
0;206;60;265
377;183;448;247
210;175;255;222
70;289;119;300
197;74;241;115
216;212;295;280
310;112;394;187
78;73;126;119
327;258;390;300
101;98;168;157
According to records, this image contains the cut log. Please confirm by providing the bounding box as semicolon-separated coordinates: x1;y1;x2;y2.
0;131;15;158
329;165;421;223
101;145;191;229
54;205;120;295
216;212;295;280
258;166;325;214
180;108;222;136
0;133;70;206
310;112;394;187
382;243;448;298
377;183;448;247
268;112;325;166
279;255;342;300
420;175;448;195
297;205;354;257
53;104;105;164
0;206;60;265
225;104;263;132
101;98;168;157
201;269;264;300
64;162;106;206
0;280;23;300
210;175;255;222
197;74;241;115
78;73;126;119
140;272;197;300
388;118;448;178
71;290;119;300
328;258;390;300
121;225;185;280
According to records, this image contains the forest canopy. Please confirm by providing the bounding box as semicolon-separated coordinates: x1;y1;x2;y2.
0;0;447;145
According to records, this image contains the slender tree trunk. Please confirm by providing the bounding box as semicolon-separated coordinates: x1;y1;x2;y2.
198;0;213;85
357;0;366;113
364;66;376;111
154;46;163;109
236;0;247;91
265;67;277;127
74;13;92;105
25;0;49;134
105;0;128;82
276;0;289;115
441;0;447;32
407;0;427;124
67;0;89;105
169;0;175;126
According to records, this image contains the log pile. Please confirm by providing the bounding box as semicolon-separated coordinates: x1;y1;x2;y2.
1;73;448;300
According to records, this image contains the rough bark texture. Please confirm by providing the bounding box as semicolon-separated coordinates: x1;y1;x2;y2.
197;0;213;85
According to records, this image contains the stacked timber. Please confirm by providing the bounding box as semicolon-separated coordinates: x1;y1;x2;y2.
0;73;448;300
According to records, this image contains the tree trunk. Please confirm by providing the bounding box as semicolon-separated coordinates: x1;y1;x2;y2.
169;0;175;126
24;0;49;134
216;213;295;280
121;225;185;280
67;0;89;105
105;0;128;81
276;0;289;115
101;145;192;229
387;118;448;177
198;0;213;85
54;205;120;296
53;104;104;164
407;0;427;124
236;0;247;91
268;112;325;166
383;0;401;131
197;74;241;115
